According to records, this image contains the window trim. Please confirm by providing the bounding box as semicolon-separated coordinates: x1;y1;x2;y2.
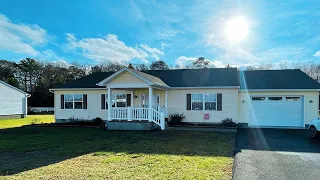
105;93;127;108
268;97;283;101
190;93;217;111
64;94;84;110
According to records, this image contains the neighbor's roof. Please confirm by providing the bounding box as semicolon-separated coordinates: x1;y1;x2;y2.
0;80;30;96
54;68;239;89
239;69;320;90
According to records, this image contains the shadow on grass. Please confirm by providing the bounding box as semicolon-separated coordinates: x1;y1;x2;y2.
0;126;236;175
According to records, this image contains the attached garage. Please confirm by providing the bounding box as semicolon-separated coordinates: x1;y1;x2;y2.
238;69;320;128
250;96;303;127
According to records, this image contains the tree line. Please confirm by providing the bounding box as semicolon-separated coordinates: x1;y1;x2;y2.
1;57;319;107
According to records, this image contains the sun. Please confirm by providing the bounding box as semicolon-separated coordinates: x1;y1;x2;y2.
225;16;249;42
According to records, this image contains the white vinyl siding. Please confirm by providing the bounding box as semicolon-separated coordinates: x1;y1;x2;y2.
0;82;27;116
55;90;131;121
168;89;238;123
107;72;149;88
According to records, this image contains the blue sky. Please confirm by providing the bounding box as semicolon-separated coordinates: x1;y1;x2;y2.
0;0;319;67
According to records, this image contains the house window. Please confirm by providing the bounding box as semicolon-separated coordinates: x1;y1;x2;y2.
64;94;74;109
64;94;83;109
191;94;203;110
105;94;126;108
252;97;265;101
286;97;300;101
205;94;217;110
268;97;282;101
116;94;126;107
74;94;83;109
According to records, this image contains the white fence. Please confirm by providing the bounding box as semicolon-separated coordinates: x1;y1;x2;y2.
110;107;165;130
30;107;54;112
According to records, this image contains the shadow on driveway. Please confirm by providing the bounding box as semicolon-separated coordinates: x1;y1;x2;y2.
233;128;320;180
235;128;320;153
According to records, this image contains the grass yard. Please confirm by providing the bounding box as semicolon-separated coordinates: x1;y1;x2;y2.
0;115;54;129
0;116;236;180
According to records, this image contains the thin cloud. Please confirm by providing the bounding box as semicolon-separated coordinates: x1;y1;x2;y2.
0;14;50;56
140;44;163;60
66;34;163;64
175;56;225;68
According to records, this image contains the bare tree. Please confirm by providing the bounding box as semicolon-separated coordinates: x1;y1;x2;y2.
193;57;210;69
135;64;148;71
91;62;125;73
149;60;169;70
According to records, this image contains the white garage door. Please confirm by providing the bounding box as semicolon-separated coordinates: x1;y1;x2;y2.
250;96;304;127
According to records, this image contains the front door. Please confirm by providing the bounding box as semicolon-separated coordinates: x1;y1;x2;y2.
141;94;160;108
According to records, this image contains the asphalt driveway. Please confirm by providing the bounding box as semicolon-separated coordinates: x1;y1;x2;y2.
233;128;320;180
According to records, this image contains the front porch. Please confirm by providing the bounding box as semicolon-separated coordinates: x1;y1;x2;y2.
106;87;168;130
97;67;170;130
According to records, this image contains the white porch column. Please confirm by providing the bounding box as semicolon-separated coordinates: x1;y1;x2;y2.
165;90;168;108
165;90;168;117
108;88;112;121
148;87;153;121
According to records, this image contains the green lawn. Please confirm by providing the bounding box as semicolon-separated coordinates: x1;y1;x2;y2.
0;115;54;129
0;116;236;180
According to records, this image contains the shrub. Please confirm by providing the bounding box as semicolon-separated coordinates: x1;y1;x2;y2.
93;117;104;126
221;118;237;127
68;117;78;123
168;113;185;125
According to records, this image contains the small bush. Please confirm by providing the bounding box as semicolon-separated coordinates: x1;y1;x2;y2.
221;118;237;127
68;117;78;123
168;113;185;125
93;117;104;127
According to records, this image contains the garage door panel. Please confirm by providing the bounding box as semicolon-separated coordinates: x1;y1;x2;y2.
250;96;303;127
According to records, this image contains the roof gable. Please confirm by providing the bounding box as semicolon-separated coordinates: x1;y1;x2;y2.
0;81;30;96
96;67;169;88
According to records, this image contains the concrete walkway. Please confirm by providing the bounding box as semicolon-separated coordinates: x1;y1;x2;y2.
167;126;237;132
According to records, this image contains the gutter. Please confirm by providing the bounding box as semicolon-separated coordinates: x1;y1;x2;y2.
239;89;320;92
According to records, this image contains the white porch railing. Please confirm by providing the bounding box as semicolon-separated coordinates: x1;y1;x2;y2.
30;107;54;112
110;107;165;130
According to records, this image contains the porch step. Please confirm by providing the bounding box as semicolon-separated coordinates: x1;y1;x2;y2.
106;120;160;131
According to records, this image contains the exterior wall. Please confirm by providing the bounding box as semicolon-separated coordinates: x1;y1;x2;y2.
238;91;319;125
54;88;238;123
107;72;149;88
0;83;27;116
167;88;238;123
133;89;165;107
54;89;131;121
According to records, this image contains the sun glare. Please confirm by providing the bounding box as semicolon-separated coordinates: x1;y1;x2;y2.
225;16;249;42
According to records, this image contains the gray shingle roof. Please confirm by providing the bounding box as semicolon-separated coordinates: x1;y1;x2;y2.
239;69;320;89
54;68;320;90
55;68;239;89
129;68;168;87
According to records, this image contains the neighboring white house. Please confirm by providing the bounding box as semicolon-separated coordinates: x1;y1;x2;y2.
0;81;30;118
50;67;320;130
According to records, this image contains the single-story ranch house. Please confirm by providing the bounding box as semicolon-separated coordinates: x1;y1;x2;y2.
0;80;30;119
50;67;320;130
